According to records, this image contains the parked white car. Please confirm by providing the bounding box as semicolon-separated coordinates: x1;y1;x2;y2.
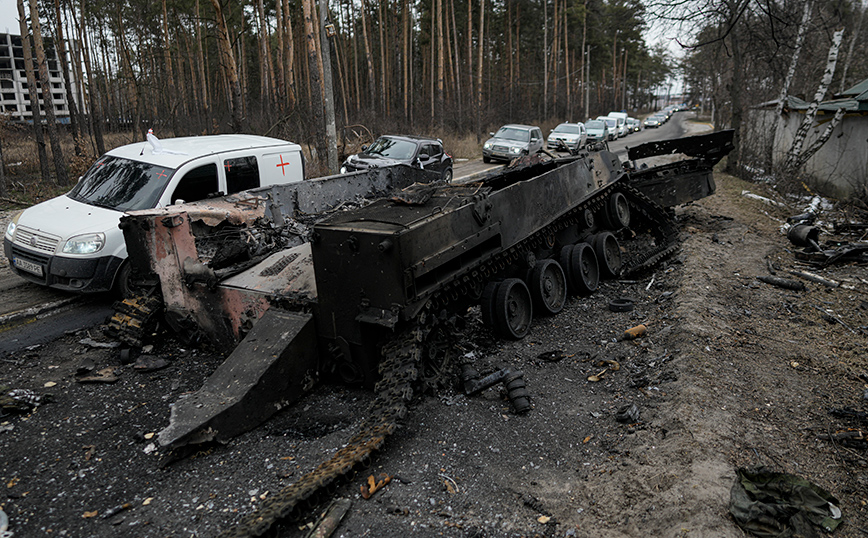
546;122;587;151
4;132;305;296
607;112;629;137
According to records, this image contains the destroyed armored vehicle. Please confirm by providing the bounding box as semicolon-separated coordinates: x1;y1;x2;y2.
110;130;733;536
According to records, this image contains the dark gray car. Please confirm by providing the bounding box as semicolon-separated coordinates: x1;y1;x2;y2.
340;135;453;181
482;124;544;163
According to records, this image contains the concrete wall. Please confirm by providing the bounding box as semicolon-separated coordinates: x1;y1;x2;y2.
748;108;868;198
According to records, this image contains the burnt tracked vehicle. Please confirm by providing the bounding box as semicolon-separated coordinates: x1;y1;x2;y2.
112;130;733;537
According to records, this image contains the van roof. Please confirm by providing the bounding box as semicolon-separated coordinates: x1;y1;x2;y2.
107;134;300;169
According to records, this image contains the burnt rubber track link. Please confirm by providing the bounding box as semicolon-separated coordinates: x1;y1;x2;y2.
217;327;424;538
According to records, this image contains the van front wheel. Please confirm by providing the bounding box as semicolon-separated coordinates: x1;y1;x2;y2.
114;262;134;299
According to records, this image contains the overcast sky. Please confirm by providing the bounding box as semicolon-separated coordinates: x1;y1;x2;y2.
1;0;19;35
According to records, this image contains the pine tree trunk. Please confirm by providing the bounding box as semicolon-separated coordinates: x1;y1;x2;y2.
209;0;244;132
29;0;69;185
476;0;484;139
450;0;461;123
52;0;82;155
360;0;376;110
436;0;444;126
77;0;104;154
196;0;210;126
724;9;743;176
284;0;297;110
18;0;50;183
303;0;326;167
162;0;178;135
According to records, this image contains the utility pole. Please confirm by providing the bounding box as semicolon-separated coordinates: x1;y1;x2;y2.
319;0;338;173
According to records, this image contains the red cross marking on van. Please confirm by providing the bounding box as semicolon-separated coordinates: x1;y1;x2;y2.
276;154;290;175
156;169;169;180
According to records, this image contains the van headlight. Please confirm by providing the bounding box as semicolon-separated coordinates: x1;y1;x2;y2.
483;142;492;149
5;211;22;239
510;146;522;154
62;232;106;254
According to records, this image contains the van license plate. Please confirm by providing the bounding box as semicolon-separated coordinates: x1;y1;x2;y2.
13;257;44;277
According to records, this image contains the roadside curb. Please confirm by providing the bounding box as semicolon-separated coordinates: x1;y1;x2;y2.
0;296;80;330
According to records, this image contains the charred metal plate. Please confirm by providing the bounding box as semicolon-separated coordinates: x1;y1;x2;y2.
627;129;734;164
220;242;317;301
158;309;318;450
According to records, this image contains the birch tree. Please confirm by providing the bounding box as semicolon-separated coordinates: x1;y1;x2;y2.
783;28;845;176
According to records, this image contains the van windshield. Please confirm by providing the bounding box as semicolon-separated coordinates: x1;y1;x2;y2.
68;156;176;212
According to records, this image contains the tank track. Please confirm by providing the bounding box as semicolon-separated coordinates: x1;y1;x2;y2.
427;177;678;310
217;325;424;538
216;175;681;537
105;295;164;348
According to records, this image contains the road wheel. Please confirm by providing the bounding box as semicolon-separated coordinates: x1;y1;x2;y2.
571;243;599;295
603;191;631;230
442;168;453;182
483;156;491;164
113;261;134;299
480;281;499;329
529;259;567;315
491;278;532;340
591;232;622;279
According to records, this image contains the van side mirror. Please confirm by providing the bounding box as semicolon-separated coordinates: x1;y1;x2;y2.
489;132;495;137
418;152;429;160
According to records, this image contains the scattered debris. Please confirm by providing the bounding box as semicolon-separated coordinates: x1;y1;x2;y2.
789;270;839;288
730;467;843;537
101;503;133;520
306;498;352;538
741;190;785;207
133;355;169;372
811;306;856;334
621;324;647;341
75;367;119;384
608;297;635;312
0;507;8;536
817;429;866;449
79;337;121;349
615;404;640;423
536;350;567;362
1;387;51;411
360;474;391;499
756;275;806;291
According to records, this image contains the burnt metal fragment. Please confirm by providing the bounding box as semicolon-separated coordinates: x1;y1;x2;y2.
756;275;806;291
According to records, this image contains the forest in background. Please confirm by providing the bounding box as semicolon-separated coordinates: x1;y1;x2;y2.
1;0;867;190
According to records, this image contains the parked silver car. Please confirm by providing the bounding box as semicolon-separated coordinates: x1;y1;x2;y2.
546;122;587;152
483;124;544;163
584;120;609;144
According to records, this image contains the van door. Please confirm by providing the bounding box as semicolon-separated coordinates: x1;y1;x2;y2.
261;148;303;185
224;155;260;194
167;162;220;205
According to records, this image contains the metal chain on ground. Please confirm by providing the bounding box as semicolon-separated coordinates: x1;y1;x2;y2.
217;325;424;538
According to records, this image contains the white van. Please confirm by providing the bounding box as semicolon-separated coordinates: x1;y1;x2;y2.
607;112;629;137
4;133;305;295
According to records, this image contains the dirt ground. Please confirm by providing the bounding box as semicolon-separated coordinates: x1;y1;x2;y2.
1;167;868;538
